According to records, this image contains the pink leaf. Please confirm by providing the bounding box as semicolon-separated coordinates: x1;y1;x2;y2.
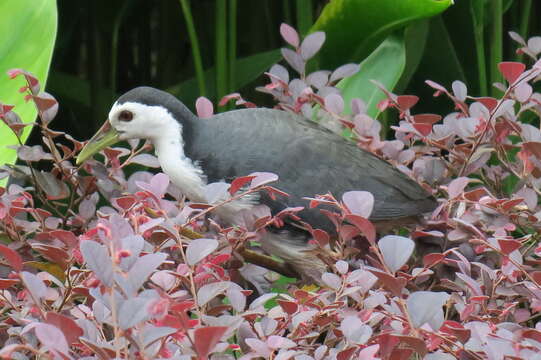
498;62;526;84
194;326;228;359
34;323;70;355
281;48;305;74
280;23;299;48
342;191;374;218
396;95;419;110
45;312;84;345
196;97;214;118
330;63;360;82
324;93;344;114
300;31;326;60
447;177;471;198
250;172;279;188
186;238;218;265
358;344;380;360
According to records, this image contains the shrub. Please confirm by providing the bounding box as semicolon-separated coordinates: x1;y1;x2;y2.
1;28;541;360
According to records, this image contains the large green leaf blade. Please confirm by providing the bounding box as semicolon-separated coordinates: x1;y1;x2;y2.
312;0;453;68
0;0;58;170
337;33;406;119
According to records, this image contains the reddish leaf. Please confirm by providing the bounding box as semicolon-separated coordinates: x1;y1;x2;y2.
368;268;407;297
396;95;419;110
440;320;471;343
394;335;428;356
229;175;256;195
498;61;526;83
50;230;79;248
277;299;298;315
413;113;441;124
0;244;23;272
345;214;376;244
193;326;228;359
375;334;400;358
337;347;356;360
497;239;521;255
523;142;541;160
474;97;498;112
413;123;432;136
0;278;19;289
531;271;541;285
423;253;445;267
45;312;84;345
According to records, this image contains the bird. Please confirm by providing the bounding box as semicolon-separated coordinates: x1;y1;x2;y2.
77;86;437;283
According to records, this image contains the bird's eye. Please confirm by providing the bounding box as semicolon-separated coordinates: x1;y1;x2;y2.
118;110;133;122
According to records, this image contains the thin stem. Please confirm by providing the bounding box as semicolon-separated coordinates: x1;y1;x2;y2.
489;0;503;97
215;0;228;104
179;0;206;96
228;0;237;94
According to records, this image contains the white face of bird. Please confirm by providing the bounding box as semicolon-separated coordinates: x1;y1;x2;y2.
76;101;178;164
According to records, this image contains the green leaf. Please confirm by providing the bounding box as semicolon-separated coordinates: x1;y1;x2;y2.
311;0;453;68
337;33;406;119
0;0;57;176
167;49;281;107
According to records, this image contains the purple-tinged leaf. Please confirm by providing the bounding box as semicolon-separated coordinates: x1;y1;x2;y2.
118;234;145;271
246;338;272;358
407;291;450;330
130;153;160;168
33;92;58;124
80;240;113;286
306;70;330;89
279;23;299;48
127;253;168;293
150;270;176;291
321;272;341;290
300;31;325;60
118;296;155;330
269;64;289;84
45;312;84;345
515;83;532;102
250;172;279;188
16;145;53;161
324;93;344;114
267;335;296;350
196;97;214;118
455;272;483;296
493;99;515;118
330;63;360;83
34;171;69;200
351;98;366;115
34;323;70;355
335;260;348;275
424;351;457;360
226;283;247;312
197;281;230;306
186;238;218;265
527;36;541;55
281;48;305;74
452;80;467;102
205;182;230;203
20;271;47;300
378;235;415;273
340;316;372;344
342;191;374;218
358;344;380;360
508;31;526;46
447;177;471;199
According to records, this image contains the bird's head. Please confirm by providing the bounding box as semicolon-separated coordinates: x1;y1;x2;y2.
76;87;195;165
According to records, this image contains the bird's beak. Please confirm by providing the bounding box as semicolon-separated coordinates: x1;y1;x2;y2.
76;121;120;165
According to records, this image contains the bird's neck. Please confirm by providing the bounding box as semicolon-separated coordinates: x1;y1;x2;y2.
152;122;207;203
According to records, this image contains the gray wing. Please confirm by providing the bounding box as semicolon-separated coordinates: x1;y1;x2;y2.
187;108;436;229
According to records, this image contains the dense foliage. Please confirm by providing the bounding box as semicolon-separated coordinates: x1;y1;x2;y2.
2;26;541;359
